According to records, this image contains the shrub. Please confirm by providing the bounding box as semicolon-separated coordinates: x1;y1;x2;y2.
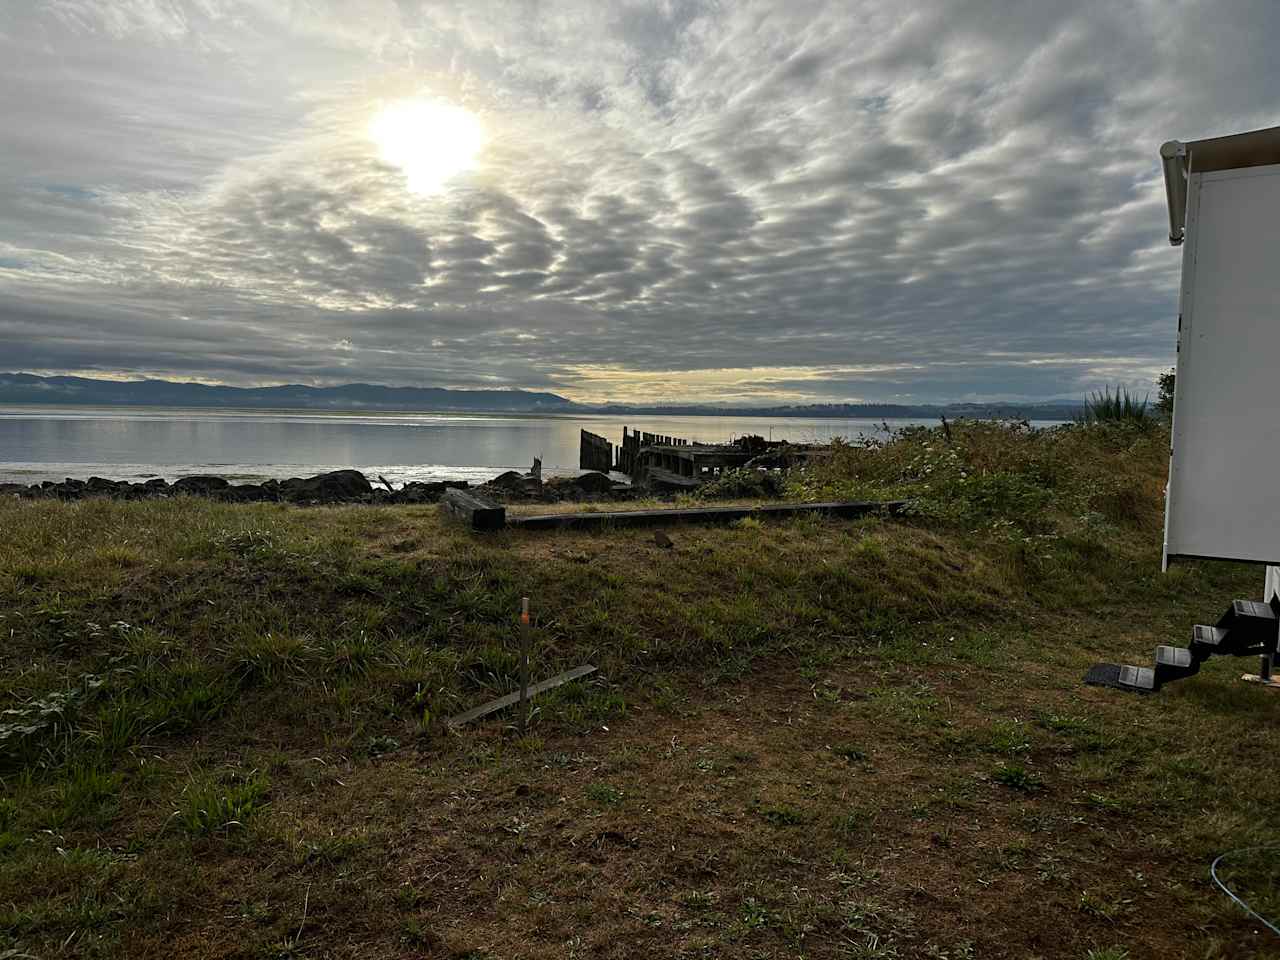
1156;368;1175;415
694;468;784;500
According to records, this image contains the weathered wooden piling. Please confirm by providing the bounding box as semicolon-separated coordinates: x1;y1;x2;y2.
439;489;506;531
579;430;614;472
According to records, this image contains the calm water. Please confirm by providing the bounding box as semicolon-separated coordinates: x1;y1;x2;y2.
0;406;938;484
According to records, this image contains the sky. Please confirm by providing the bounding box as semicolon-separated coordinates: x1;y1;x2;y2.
1;1;1277;406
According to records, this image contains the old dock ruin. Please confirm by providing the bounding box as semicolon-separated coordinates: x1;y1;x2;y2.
580;426;803;490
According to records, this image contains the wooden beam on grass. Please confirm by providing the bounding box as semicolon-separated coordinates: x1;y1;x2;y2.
507;499;909;531
446;664;598;728
439;488;506;531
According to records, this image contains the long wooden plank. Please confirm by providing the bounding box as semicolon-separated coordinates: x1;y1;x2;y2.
508;500;909;531
446;664;598;727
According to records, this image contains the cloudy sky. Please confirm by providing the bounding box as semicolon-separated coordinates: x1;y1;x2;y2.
0;1;1276;405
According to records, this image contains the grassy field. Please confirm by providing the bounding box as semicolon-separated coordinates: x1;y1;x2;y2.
1;420;1278;959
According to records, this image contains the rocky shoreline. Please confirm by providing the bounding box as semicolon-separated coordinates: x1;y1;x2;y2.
0;467;639;506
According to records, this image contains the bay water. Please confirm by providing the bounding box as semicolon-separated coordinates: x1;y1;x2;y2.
0;405;943;485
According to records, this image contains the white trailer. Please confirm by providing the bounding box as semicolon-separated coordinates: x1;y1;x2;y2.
1160;126;1280;571
1086;126;1280;693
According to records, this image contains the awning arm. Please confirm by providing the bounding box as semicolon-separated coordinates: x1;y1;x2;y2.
1161;140;1188;246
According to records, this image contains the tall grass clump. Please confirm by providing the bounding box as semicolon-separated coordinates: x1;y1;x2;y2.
1078;387;1152;426
174;770;270;837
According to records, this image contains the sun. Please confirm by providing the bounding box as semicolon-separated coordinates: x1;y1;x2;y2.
368;98;483;195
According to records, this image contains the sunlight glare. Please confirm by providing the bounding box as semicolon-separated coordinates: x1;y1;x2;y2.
368;98;483;195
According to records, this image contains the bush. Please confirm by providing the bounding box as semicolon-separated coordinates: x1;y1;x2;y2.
1156;368;1175;415
694;468;785;500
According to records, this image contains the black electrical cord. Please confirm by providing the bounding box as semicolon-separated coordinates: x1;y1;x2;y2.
1210;846;1280;938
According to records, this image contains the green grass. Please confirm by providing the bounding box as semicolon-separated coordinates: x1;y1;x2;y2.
0;421;1276;958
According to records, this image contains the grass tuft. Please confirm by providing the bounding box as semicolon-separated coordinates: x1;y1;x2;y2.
173;771;269;837
992;763;1044;793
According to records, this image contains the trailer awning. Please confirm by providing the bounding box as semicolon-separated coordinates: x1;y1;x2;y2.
1161;125;1280;245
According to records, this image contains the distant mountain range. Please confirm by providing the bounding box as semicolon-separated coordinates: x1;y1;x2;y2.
0;373;574;413
0;373;1083;420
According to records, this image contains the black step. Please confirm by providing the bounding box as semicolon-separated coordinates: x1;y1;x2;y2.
1192;606;1272;658
1084;662;1156;693
1190;624;1228;659
1215;599;1279;650
1154;644;1199;684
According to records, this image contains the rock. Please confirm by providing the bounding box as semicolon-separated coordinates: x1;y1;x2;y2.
395;482;436;504
5;464;656;508
393;480;469;504
278;469;372;502
487;470;527;491
49;481;84;500
653;530;674;549
174;475;231;494
221;484;273;502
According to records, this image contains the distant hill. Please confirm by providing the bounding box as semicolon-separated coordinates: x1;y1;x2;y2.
0;373;575;413
0;373;1084;420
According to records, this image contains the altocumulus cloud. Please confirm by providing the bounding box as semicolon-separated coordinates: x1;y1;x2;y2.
1;0;1277;404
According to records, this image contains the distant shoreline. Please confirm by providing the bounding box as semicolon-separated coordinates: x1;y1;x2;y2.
0;372;1084;421
0;400;1075;422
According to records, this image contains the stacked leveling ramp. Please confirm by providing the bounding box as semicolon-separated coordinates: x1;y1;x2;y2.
1085;599;1280;693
